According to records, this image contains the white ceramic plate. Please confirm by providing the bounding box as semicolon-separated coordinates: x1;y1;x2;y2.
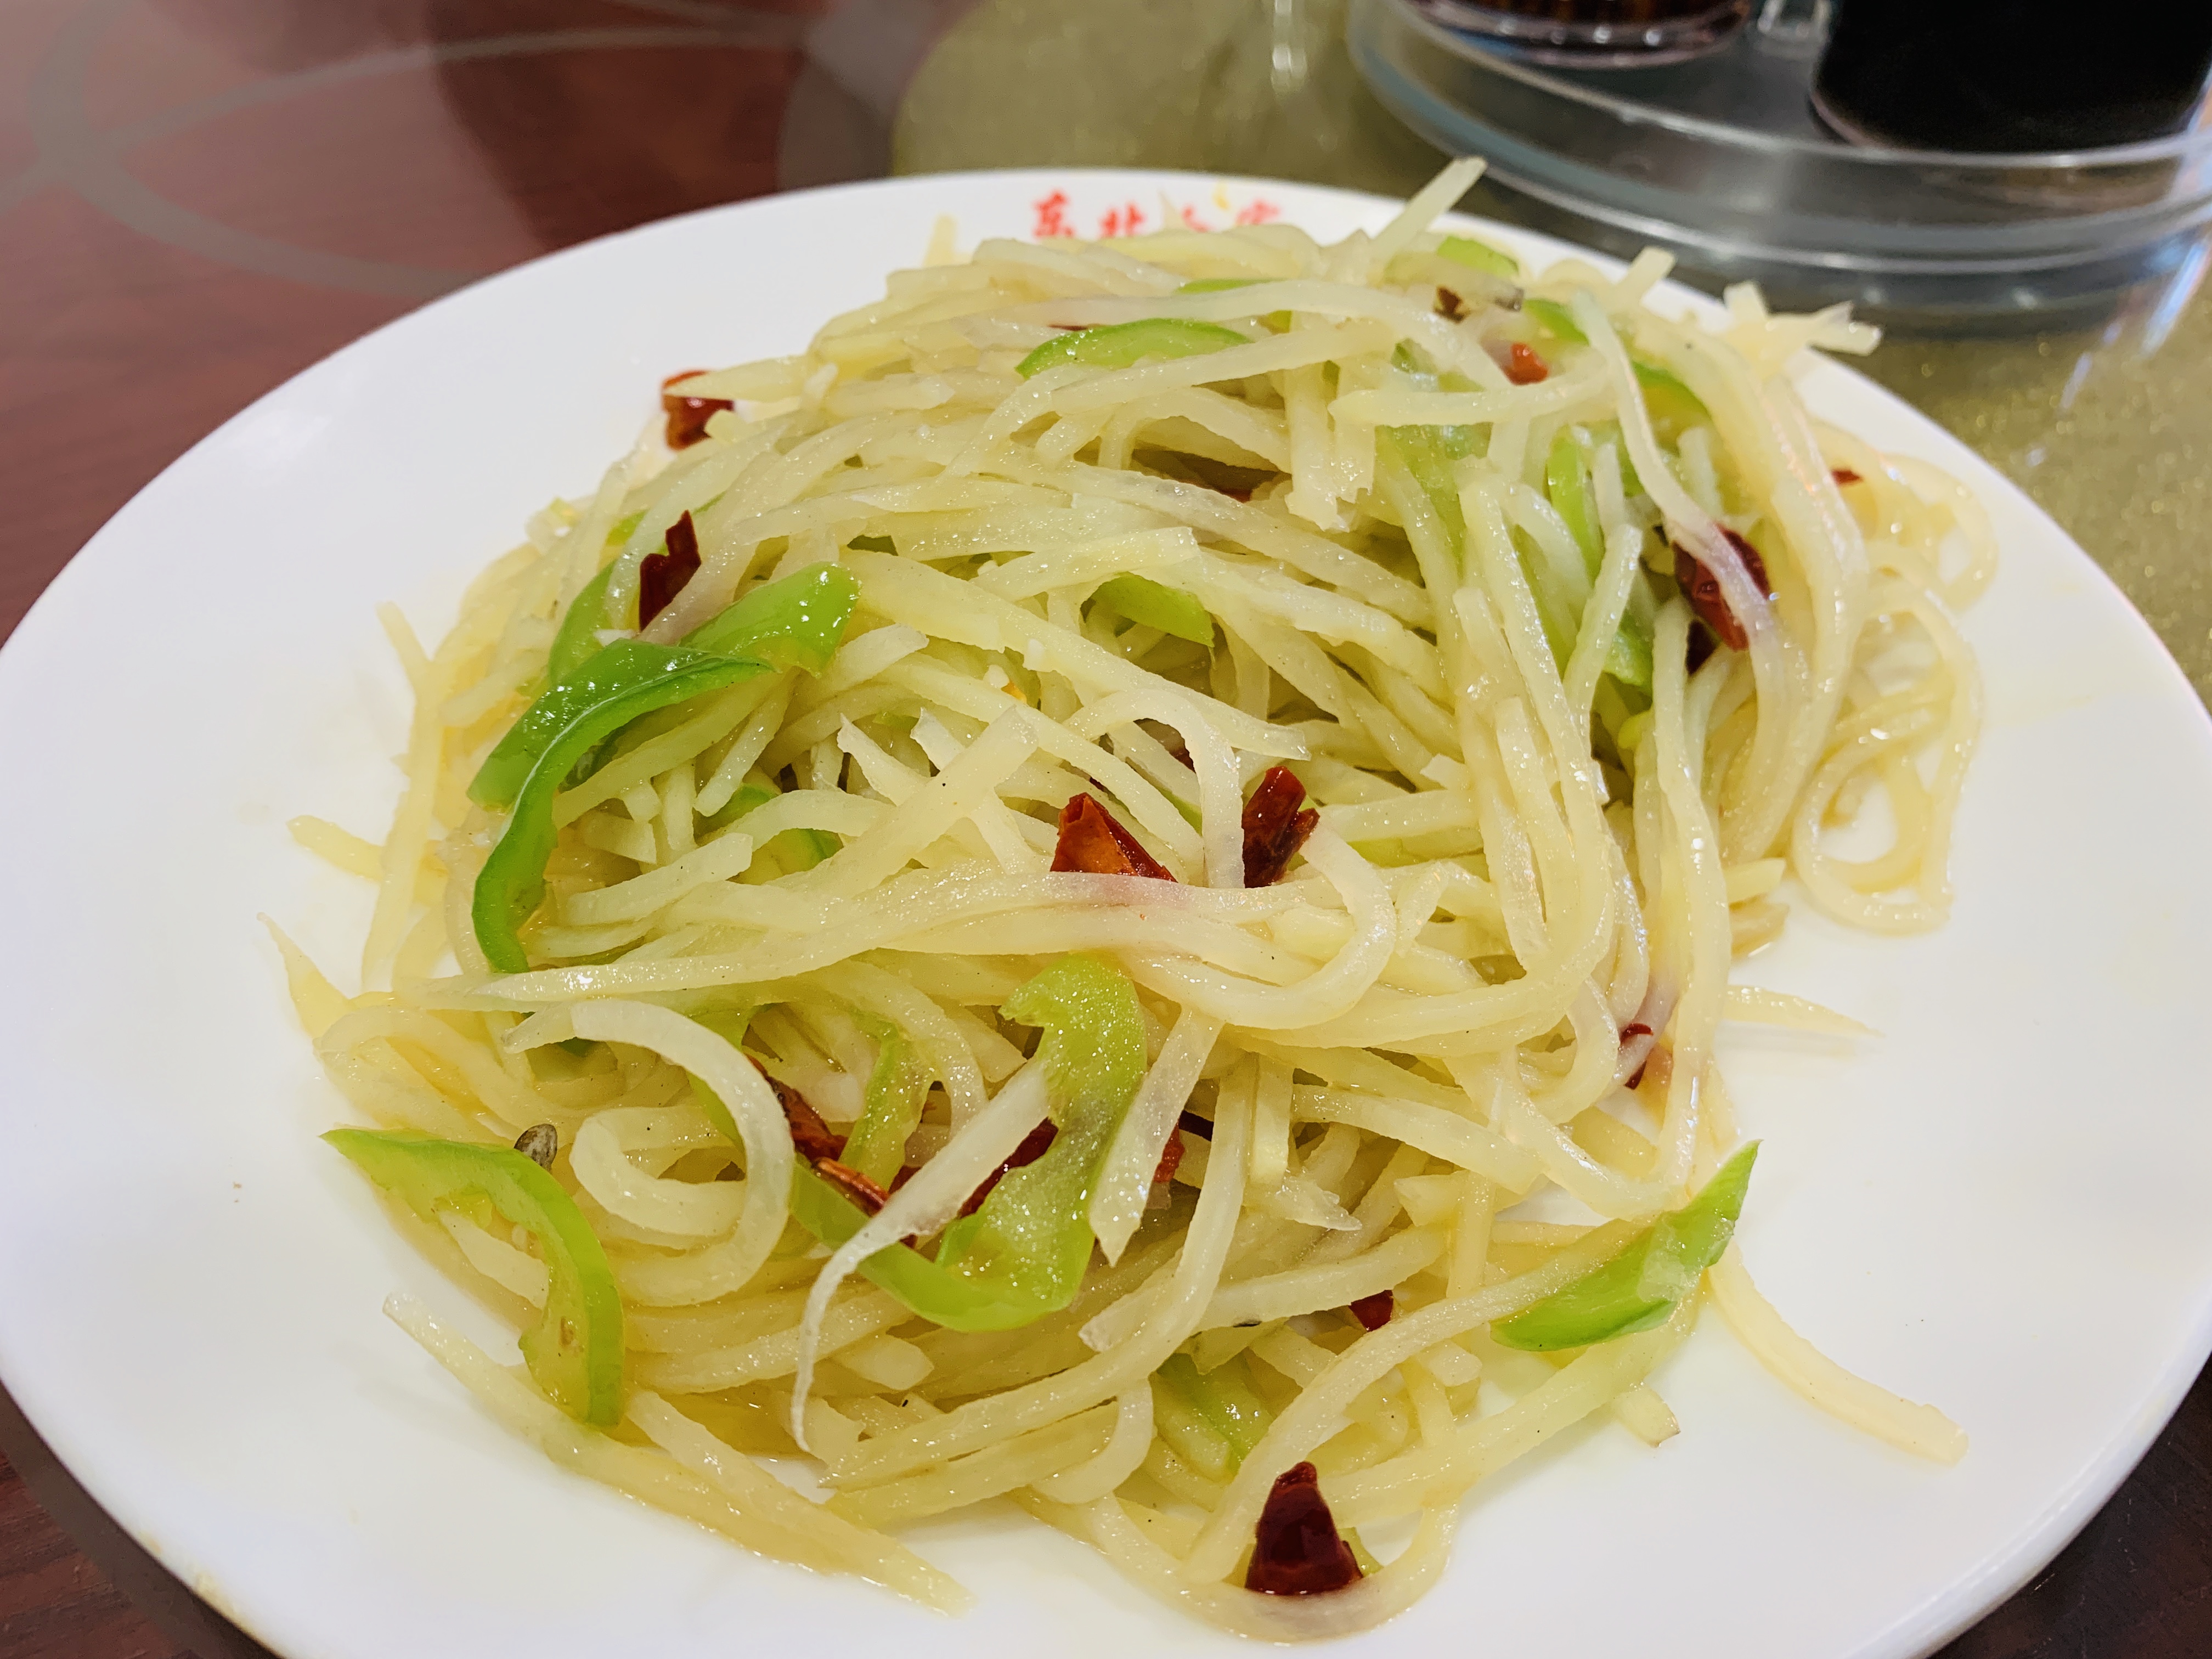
3;171;2209;1659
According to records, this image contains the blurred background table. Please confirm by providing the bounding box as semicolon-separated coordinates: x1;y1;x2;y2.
2;2;2206;1655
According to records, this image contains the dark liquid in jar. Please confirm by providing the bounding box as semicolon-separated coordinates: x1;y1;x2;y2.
1814;0;2212;151
1471;0;1735;17
1412;0;1749;64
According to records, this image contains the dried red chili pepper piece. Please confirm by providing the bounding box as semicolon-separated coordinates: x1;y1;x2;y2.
1242;765;1319;889
769;1074;845;1165
1052;793;1176;881
661;371;733;450
1671;528;1772;654
1619;1020;1655;1090
1685;624;1717;674
1246;1462;1363;1596
1348;1289;1393;1331
1153;1131;1186;1186
639;510;701;629
957;1121;1058;1218
816;1159;891;1215
1505;341;1549;386
1831;467;1863;486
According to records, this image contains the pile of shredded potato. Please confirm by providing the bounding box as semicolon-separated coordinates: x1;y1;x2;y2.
277;160;1983;1635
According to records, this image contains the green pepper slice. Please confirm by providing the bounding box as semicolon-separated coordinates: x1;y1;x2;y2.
1378;424;1475;563
698;778;839;873
470;644;775;971
1155;1352;1274;1473
469;640;766;816
1438;234;1521;280
1544;430;1655;691
1017;318;1249;380
1522;299;1709;428
840;1023;929;1186
689;1068;1046;1330
1632;360;1709;438
1092;573;1215;645
545;507;710;685
709;956;1149;1332
467;563;859;973
1525;297;1585;343
474;564;857;813
1547;428;1605;580
1492;1143;1759;1352
546;560;622;687
325;1127;624;1424
682;561;859;667
788;1165;1047;1330
698;780;775;833
929;955;1148;1311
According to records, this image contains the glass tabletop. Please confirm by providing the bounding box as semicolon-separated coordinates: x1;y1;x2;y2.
0;2;2205;1656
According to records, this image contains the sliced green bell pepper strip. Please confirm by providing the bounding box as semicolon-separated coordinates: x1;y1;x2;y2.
475;564;857;813
1525;297;1585;343
1378;348;1481;566
699;778;838;872
325;1128;624;1425
1017;318;1249;380
467;564;859;973
468;646;764;817
1522;299;1709;427
1604;599;1656;691
841;1023;929;1186
682;561;859;667
1564;417;1645;501
470;644;775;972
1155;1352;1274;1476
687;1072;1050;1331
735;956;1147;1331
1547;428;1605;579
1544;430;1655;691
1382;424;1596;675
1092;573;1215;645
687;957;1146;1333
1492;1142;1759;1352
1633;360;1709;438
691;1005;753;1047
1438;234;1521;280
547;559;622;687
788;1164;1045;1330
699;780;775;833
544;507;704;685
929;955;1148;1310
1378;424;1475;565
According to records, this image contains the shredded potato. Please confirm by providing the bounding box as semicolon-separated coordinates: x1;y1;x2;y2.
287;159;1981;1632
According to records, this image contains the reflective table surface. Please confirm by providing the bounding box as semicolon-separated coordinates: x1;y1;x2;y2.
2;3;2207;1655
